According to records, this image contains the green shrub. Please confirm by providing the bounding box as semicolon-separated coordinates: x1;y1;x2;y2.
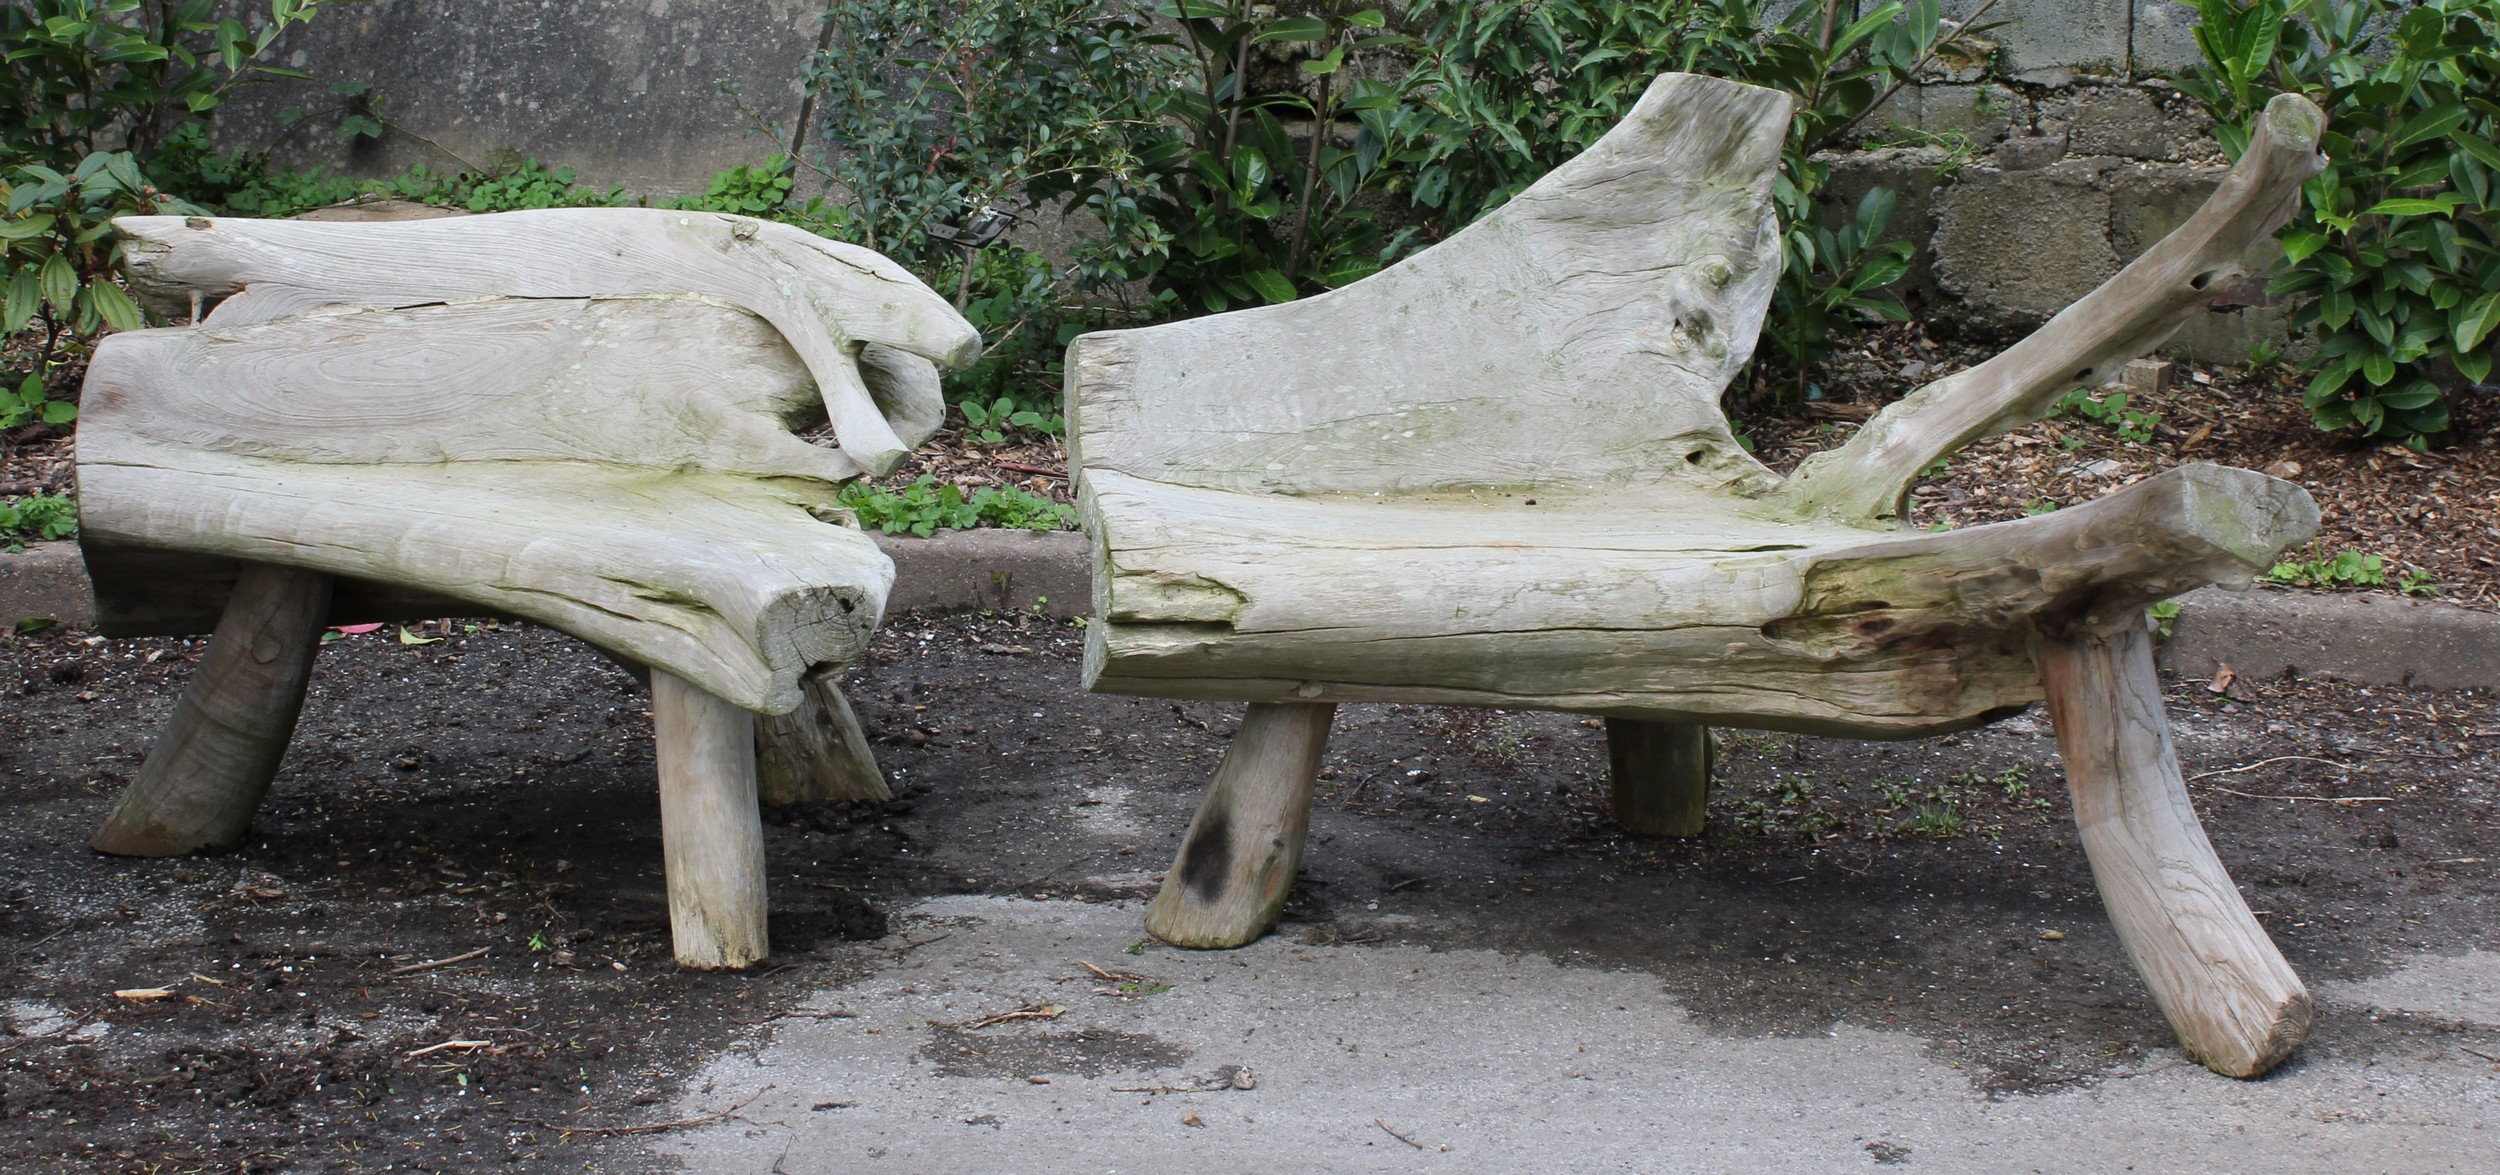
2179;0;2500;447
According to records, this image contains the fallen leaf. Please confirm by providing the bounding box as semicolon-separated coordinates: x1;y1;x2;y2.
1180;1110;1206;1128
398;626;442;645
330;623;385;637
2207;665;2237;695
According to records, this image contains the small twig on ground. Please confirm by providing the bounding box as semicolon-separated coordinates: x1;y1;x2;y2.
738;1009;857;1026
948;1002;1066;1030
1078;960;1141;982
406;1039;492;1058
535;1086;773;1138
993;461;1065;478
1374;1118;1437;1151
390;947;488;975
2207;788;2397;804
2185;755;2354;782
2460;1047;2500;1064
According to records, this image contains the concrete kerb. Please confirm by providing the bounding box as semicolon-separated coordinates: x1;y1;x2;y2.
4;534;2495;692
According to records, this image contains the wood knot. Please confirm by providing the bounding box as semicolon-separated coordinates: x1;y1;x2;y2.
250;634;282;664
184;217;212;230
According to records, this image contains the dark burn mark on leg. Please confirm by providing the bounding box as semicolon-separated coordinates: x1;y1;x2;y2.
1180;809;1232;905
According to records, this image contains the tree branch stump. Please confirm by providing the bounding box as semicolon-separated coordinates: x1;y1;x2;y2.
1146;702;1336;949
2035;622;2311;1077
653;670;769;970
91;563;332;856
756;673;889;806
1607;718;1712;837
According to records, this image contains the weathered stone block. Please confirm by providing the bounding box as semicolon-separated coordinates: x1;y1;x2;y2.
1969;0;2132;79
1932;159;2122;336
213;0;821;198
2045;83;2221;161
1913;84;2021;145
2131;1;2210;74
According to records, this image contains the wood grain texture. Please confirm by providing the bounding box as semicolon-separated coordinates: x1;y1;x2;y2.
115;208;977;473
1607;719;1712;837
1084;464;2317;736
1067;73;1790;498
1775;94;2326;523
90;564;332;856
78;297;893;715
756;673;890;806
654;670;770;970
2035;623;2311;1077
1146;703;1336;949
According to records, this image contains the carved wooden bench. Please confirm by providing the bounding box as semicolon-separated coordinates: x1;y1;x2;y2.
1069;75;2327;1077
76;208;977;969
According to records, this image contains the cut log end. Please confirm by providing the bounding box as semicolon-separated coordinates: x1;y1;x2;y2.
1146;703;1335;949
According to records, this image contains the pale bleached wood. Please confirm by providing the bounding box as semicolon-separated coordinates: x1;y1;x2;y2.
115;208;978;474
78;298;894;715
1067;73;1788;498
1085;464;2317;737
1774;93;2326;523
2035;622;2310;1078
654;670;770;970
1607;719;1712;837
91;564;332;856
756;673;891;806
1146;703;1336;949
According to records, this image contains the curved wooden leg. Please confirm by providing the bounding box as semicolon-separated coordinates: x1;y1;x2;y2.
757;672;889;806
654;670;769;970
1146;702;1335;949
92;564;332;856
2034;623;2311;1078
1608;718;1712;836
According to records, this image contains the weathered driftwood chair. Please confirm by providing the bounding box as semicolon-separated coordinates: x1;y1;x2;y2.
1069;75;2328;1077
76;208;978;969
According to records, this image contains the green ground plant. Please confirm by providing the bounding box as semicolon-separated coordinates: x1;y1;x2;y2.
2053;386;2163;442
2179;0;2500;447
838;475;1076;538
0;491;75;547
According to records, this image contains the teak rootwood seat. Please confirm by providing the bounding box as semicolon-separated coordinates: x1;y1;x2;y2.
1069;75;2327;1078
75;208;979;970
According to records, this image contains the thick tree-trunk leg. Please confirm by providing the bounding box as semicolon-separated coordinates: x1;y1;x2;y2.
1607;718;1712;837
653;670;769;970
92;564;332;856
757;672;890;805
2034;623;2311;1078
1146;702;1336;949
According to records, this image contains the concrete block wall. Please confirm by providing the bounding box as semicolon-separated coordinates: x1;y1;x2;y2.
208;0;2279;355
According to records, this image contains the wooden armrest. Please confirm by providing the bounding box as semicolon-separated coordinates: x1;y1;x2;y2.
1773;93;2326;523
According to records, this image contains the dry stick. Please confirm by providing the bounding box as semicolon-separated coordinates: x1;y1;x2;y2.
405;1039;492;1058
993;461;1066;478
2185;755;2356;782
535;1086;773;1138
389;947;488;976
2207;787;2397;804
953;1003;1066;1030
1374;1119;1429;1151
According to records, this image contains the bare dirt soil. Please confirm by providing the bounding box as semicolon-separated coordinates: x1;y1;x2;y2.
2;611;2496;1171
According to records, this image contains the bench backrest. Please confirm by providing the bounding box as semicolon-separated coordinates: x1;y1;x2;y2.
1068;73;1792;497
